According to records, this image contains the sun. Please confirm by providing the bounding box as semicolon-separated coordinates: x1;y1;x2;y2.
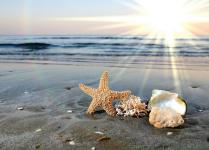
134;0;191;46
142;0;185;34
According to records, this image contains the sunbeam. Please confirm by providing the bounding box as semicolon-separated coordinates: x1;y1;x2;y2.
50;0;209;93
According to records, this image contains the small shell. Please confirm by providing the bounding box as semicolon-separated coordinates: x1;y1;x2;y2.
35;128;42;132
116;95;148;117
148;90;187;115
69;141;75;145
167;132;173;135
97;136;111;142
94;131;104;135
17;107;24;110
24;91;29;94
91;147;96;150
67;110;73;113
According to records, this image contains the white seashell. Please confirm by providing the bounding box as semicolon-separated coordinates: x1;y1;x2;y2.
198;109;204;112
149;107;184;128
94;131;104;135
67;110;73;113
24;91;29;94
148;90;187;115
35;128;42;132
69;141;75;145
91;147;96;150
17;107;24;110
167;132;173;135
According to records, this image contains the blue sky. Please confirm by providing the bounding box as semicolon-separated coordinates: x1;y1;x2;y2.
0;0;208;35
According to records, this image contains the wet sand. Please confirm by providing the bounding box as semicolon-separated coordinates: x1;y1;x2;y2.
0;62;209;150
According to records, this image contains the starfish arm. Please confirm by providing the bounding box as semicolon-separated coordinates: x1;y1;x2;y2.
99;71;109;90
79;83;95;97
110;90;131;100
87;98;99;114
102;98;116;116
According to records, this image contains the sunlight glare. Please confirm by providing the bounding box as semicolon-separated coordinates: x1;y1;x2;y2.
136;0;189;46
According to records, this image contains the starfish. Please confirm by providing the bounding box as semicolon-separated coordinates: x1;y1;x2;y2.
79;71;131;116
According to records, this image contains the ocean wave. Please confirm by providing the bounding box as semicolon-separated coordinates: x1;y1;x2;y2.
0;51;209;57
33;36;145;40
0;35;209;58
0;42;166;49
0;43;53;50
0;42;200;50
28;36;209;41
62;42;139;48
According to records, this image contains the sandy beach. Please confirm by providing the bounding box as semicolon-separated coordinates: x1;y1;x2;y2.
0;61;209;150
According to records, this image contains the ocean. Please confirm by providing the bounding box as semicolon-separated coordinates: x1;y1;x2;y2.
0;35;209;66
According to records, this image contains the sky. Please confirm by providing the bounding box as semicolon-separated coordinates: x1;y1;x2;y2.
0;0;209;36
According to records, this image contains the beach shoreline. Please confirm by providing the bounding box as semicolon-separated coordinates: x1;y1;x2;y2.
0;62;209;149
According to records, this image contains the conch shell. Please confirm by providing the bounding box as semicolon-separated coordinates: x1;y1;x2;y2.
116;95;148;117
149;107;184;128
